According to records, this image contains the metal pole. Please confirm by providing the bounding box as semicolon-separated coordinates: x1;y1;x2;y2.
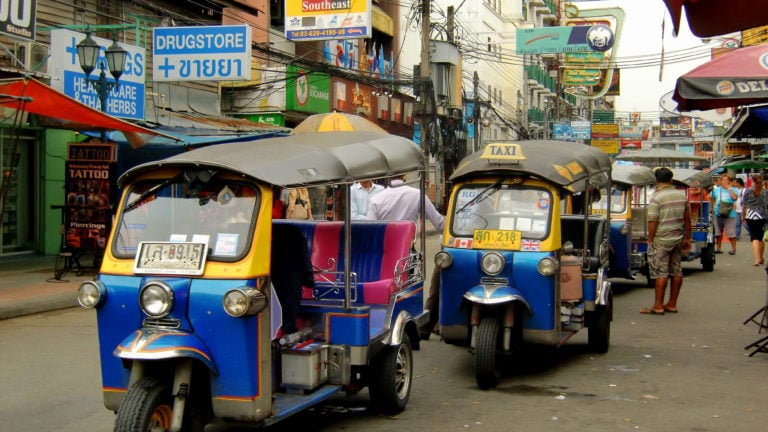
473;71;480;152
419;0;430;274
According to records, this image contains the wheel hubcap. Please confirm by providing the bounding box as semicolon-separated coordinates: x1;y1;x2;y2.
148;404;173;432
394;345;411;398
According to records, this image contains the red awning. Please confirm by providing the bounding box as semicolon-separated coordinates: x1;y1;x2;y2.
663;0;768;38
0;77;180;148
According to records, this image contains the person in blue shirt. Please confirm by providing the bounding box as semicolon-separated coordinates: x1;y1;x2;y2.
711;174;739;255
350;180;384;220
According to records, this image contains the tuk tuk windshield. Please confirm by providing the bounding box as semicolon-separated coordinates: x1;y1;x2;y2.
113;179;260;260
594;186;626;214
451;184;552;239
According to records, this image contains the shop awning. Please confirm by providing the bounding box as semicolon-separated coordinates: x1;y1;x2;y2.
723;105;768;140
0;77;181;148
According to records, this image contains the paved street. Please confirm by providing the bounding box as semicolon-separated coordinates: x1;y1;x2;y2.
0;238;767;431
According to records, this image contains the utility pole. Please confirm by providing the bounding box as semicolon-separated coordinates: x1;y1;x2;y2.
473;71;480;152
420;0;431;160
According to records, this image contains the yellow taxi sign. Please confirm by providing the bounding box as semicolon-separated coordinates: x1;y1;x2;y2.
481;143;526;161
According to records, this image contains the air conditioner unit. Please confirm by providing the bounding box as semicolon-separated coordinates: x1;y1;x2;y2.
14;41;49;73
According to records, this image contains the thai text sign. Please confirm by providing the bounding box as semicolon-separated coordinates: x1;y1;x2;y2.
0;0;35;41
286;0;372;41
50;29;146;120
153;25;251;82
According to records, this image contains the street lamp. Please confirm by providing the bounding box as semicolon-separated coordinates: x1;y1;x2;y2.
76;32;127;138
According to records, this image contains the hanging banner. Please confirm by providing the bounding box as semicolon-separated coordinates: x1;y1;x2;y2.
64;142;116;251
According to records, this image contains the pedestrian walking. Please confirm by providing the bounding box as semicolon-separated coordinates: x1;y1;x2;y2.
734;177;745;240
640;167;691;315
741;173;768;266
350;180;384;220
711;174;739;255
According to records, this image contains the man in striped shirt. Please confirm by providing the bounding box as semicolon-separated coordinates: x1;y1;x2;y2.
641;167;692;315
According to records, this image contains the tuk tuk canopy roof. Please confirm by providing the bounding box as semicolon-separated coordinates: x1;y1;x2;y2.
118;131;424;188
450;140;612;192
670;168;713;189
611;163;656;186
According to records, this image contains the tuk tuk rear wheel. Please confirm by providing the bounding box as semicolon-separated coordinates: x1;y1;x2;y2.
701;244;715;271
369;334;413;415
588;301;612;354
115;376;173;432
474;317;502;390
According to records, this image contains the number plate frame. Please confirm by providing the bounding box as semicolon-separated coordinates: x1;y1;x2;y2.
472;229;522;250
133;241;209;275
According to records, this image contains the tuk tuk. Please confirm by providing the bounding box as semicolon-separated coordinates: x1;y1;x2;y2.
670;168;715;271
77;131;429;430
435;140;613;389
594;163;656;283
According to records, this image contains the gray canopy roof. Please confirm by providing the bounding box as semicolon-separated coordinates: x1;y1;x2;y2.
119;131;424;188
450;140;612;192
670;168;713;189
611;163;656;186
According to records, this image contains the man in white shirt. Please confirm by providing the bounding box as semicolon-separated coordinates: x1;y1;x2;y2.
350;180;384;220
366;175;444;231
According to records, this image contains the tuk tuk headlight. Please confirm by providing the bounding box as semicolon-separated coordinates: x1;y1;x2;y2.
481;251;505;276
537;257;559;276
139;282;174;318
77;280;106;308
435;251;453;269
619;223;631;235
223;287;268;317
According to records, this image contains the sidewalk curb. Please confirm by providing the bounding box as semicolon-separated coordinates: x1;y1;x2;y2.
0;292;78;320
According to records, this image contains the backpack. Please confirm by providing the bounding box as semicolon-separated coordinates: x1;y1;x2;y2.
286;188;311;220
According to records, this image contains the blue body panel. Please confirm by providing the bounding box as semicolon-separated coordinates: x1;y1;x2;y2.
608;221;631;276
440;248;556;332
582;278;597;302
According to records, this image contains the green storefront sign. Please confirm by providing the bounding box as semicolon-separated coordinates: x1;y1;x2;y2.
285;64;330;113
240;113;285;127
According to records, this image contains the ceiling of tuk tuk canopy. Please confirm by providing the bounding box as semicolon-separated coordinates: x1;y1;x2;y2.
610;163;656;186
449;140;612;192
118;131;424;188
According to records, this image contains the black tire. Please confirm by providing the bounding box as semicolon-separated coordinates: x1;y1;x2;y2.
114;376;173;432
701;244;715;271
474;317;502;390
369;334;413;415
588;300;612;354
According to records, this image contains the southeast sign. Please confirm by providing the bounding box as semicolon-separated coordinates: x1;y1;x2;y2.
153;25;252;82
286;0;372;41
50;29;146;120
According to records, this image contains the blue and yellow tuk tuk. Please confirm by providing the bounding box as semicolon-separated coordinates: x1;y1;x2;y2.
77;131;429;430
435;140;613;389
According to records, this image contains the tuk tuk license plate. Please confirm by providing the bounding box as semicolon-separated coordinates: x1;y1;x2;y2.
134;241;208;275
473;230;522;250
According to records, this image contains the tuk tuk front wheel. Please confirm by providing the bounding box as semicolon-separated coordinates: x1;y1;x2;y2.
369;334;413;415
115;376;173;432
474;317;502;390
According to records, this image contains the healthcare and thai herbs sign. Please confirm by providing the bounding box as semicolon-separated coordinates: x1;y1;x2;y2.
50;29;146;120
285;0;372;41
153;25;251;82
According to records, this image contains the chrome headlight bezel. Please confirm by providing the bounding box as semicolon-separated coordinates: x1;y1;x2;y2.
537;257;559;276
480;251;505;276
223;287;268;317
77;280;107;308
435;251;453;269
139;281;174;318
619;223;631;235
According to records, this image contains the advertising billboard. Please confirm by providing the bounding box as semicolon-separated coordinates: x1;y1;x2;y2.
285;0;372;41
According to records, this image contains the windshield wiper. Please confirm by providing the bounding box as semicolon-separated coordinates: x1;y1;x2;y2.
457;178;503;213
124;173;183;212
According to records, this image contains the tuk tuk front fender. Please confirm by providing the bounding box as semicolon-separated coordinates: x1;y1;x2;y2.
115;329;218;375
463;285;533;315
